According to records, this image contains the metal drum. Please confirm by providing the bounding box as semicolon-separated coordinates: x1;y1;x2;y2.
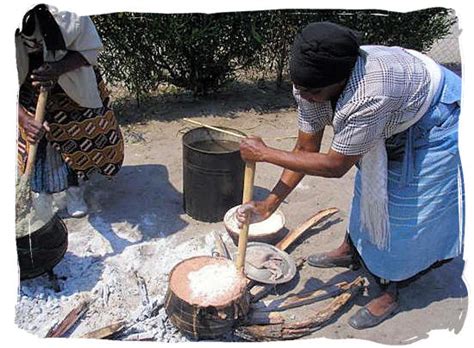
182;127;245;222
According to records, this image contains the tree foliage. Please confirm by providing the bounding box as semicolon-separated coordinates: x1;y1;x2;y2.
92;8;456;100
247;8;456;87
93;12;263;101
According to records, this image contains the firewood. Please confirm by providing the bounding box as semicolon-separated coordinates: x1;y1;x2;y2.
284;290;358;330
247;277;363;318
80;321;126;339
237;278;364;341
45;300;89;337
212;231;232;259
246;311;284;325
251;281;348;312
275;208;338;251
134;271;150;306
237;323;284;340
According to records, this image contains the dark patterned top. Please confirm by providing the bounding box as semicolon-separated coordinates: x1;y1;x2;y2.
295;45;431;156
18;68;124;183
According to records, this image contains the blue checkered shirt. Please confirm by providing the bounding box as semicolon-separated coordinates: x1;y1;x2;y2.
294;45;431;155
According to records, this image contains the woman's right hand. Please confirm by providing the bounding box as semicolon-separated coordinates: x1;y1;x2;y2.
235;200;276;229
18;106;49;144
30;63;62;91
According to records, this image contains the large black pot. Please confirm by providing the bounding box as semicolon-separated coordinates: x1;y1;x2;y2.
182;127;245;222
16;214;68;280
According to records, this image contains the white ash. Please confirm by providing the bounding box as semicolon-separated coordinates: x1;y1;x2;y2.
188;263;240;302
119;306;188;342
15;187;239;341
14;210;223;341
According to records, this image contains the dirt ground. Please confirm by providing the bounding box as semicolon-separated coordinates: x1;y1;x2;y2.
14;81;467;344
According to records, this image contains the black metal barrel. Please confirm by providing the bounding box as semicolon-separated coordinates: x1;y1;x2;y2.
182;127;244;222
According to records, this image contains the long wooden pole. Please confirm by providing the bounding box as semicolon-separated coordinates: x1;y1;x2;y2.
183;118;245;139
236;161;256;271
24;89;48;176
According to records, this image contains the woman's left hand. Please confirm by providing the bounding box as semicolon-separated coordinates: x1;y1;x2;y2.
30;62;63;90
240;136;268;162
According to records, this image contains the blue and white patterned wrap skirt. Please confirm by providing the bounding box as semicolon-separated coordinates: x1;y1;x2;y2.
348;67;464;281
31;140;76;193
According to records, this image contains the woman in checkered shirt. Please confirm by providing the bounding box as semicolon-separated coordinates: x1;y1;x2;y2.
238;22;463;329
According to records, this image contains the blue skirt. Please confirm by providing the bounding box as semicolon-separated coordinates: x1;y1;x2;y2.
348;67;464;281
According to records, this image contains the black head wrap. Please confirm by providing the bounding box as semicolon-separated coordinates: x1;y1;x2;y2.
19;4;66;51
290;21;361;89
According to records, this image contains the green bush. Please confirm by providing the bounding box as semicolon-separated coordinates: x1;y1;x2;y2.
93;12;263;102
247;8;456;87
92;8;456;101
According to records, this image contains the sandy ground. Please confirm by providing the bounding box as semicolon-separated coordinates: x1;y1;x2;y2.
14;81;467;343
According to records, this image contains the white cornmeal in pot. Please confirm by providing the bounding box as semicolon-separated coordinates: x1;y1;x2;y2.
227;209;284;236
188;263;240;302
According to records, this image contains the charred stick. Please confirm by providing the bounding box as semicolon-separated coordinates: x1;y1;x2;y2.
45;300;89;337
246;311;285;325
251;283;344;312
283;280;364;330
134;271;149;306
212;231;232;259
251;276;363;312
80;321;126;339
275;208;339;251
239;278;365;340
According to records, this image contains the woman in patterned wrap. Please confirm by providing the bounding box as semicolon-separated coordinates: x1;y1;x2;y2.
237;22;464;329
16;4;124;218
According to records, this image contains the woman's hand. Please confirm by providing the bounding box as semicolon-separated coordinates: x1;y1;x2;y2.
235;200;275;229
18;106;49;144
30;62;64;91
239;136;268;162
30;51;89;91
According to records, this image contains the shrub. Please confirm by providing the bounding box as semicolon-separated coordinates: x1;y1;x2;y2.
93;12;263;102
92;8;456;101
247;8;456;86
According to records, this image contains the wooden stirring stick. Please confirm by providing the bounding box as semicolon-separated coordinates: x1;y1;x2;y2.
183;118;246;139
236;161;256;272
